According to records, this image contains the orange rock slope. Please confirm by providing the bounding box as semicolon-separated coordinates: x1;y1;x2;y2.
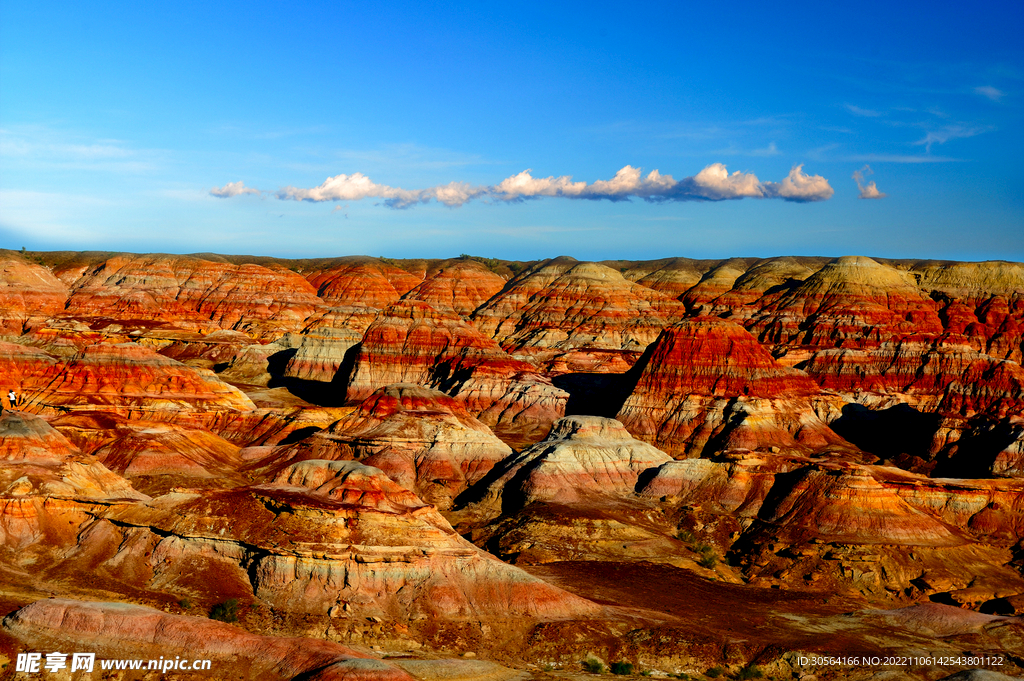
2;248;1024;676
616;317;848;457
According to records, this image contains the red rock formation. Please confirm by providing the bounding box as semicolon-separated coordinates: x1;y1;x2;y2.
27;342;256;416
3;599;415;681
483;416;673;506
471;259;685;369
346;300;567;442
89;421;247;493
74;460;601;621
0;341;61;399
913;260;1024;362
283;327;362;383
402;259;506;317
731;463;1024;600
747;255;944;348
306;259;422;307
257;384;512;509
0;258;68;334
679;258;757;312
616;317;847;457
0;412;146;550
800;341;1024;418
630;258;716;299
62;255;325;336
157;329;258;369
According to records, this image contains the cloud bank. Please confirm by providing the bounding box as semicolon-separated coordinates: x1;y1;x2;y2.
209;181;261;198
211;163;834;208
852;165;886;199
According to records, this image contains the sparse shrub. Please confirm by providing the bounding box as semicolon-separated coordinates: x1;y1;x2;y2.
640;671;652;677
675;529;696;543
610;662;634;675
583;657;606;674
209;598;239;623
697;552;717;569
542;664;555;672
704;667;723;678
737;665;763;679
178;598;192;610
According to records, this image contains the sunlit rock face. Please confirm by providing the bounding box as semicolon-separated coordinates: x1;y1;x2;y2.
3;598;417;681
67;460;600;621
29;342;255;415
251;384;512;508
746;256;945;348
283;326;362;383
471;258;685;371
482;416;673;507
0;411;146;551
616;317;847;457
3;249;1024;673
401;259;507;318
0;258;68;334
59;255;326;336
345;300;567;442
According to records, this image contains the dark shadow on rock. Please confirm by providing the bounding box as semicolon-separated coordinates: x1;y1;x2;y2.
265;347;348;406
830;403;942;469
552;372;634;417
277;426;322;446
933;418;1023;479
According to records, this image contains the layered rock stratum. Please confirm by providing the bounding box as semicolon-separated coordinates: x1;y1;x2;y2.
2;248;1024;680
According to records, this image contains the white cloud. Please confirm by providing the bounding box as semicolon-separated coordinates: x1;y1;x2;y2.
852;165;886;199
493;169;587;199
845;104;883;117
686;163;765;199
914;125;991;152
751;142;781;156
220;163;834;209
974;86;1005;102
762;164;835;202
210;181;262;198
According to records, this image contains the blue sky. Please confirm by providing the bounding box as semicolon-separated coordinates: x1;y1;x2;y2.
1;1;1022;261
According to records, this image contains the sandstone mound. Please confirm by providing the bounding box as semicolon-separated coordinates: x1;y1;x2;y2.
679;258;754;311
157;329;258;369
72;460;600;621
632;258;715;298
402;259;507;317
750;466;964;546
471;259;684;370
638;454;790;516
29;342;256;415
484;415;673;507
87;421;248;493
748;255;944;347
3;598;415;681
866;601;1019;637
63;255;326;336
0;411;146;550
307;259;422;307
345;300;567;441
705;257;824;317
616;317;847;456
0;411;144;501
284;326;363;383
730;463;1024;599
258;384;512;508
0;258;68;334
